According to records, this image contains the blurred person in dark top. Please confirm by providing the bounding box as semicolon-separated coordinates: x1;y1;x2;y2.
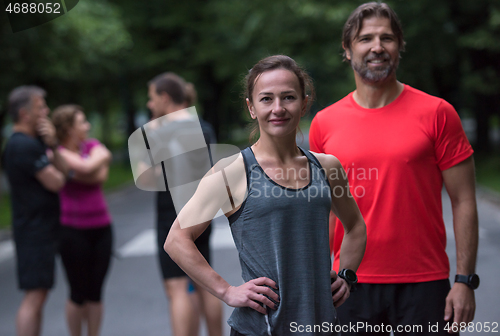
182;81;223;336
2;85;69;336
147;72;221;336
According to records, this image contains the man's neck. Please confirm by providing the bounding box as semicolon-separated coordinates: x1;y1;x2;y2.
352;75;404;109
13;123;35;137
165;104;192;120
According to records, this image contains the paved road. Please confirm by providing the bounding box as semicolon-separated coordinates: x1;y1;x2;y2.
1;146;499;335
0;185;242;336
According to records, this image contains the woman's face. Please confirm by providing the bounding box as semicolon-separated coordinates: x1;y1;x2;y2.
247;69;307;139
72;111;91;143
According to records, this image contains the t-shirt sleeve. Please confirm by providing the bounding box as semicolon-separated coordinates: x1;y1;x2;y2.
85;138;102;152
309;114;323;153
16;139;51;176
434;100;474;171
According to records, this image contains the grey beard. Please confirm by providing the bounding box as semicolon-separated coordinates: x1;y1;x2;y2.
351;56;398;84
354;64;393;83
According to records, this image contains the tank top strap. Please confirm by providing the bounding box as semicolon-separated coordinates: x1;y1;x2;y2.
298;147;329;187
240;147;258;176
240;147;260;194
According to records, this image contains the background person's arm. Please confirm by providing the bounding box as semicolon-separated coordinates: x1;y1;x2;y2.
73;165;109;185
35;164;66;192
60;145;111;176
37;117;70;177
442;155;478;326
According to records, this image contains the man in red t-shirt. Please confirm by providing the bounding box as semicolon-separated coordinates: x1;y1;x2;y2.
310;2;479;335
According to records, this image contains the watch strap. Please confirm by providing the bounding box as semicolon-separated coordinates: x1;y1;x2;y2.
454;274;479;289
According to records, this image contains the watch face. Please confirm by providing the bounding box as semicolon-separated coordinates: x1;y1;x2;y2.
344;269;357;282
469;274;480;289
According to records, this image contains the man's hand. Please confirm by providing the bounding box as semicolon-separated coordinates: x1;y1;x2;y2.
444;282;476;332
36;117;58;148
222;277;279;315
331;269;350;308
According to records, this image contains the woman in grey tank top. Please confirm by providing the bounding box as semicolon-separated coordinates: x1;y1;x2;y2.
165;55;366;336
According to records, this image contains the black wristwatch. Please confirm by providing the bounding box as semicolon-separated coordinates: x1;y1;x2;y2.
455;274;480;290
338;269;358;292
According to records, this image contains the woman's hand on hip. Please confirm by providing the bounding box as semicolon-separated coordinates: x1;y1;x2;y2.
222;277;279;314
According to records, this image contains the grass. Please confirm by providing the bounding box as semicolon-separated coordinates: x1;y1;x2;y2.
102;161;134;191
0;194;11;230
0;162;134;230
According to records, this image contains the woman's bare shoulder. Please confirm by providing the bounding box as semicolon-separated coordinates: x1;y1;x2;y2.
308;151;343;171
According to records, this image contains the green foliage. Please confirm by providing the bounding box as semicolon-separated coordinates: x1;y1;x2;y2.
0;0;499;149
0;195;11;230
475;154;500;193
102;162;134;190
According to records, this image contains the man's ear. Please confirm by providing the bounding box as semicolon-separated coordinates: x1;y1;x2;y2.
246;98;256;119
342;42;351;61
18;106;30;122
160;92;171;106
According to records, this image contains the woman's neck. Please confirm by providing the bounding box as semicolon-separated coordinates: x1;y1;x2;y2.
62;138;80;153
252;133;300;164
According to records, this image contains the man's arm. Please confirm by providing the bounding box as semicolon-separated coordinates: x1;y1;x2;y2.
35;164;66;192
442;155;478;326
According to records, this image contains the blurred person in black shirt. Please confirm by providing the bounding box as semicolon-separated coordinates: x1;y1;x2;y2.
2;85;69;336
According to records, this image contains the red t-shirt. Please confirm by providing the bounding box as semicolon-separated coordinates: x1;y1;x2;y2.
309;85;473;283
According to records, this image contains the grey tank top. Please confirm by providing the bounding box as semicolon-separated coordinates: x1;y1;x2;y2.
227;147;337;335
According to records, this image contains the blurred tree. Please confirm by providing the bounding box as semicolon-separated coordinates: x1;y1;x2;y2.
0;0;132;148
455;0;500;152
1;0;499;152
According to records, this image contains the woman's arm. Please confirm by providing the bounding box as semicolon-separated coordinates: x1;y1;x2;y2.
73;165;109;184
164;155;279;314
314;153;367;307
60;144;111;175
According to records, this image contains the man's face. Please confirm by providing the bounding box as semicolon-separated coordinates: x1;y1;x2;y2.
147;84;167;119
346;16;400;84
26;95;49;127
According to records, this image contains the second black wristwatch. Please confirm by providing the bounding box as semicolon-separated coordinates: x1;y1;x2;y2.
338;269;358;292
455;274;480;290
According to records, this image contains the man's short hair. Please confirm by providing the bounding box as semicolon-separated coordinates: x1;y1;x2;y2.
148;72;186;105
342;2;405;62
8;85;46;122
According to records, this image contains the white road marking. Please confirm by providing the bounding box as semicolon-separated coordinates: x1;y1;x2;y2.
118;229;157;258
117;222;235;258
0;240;14;263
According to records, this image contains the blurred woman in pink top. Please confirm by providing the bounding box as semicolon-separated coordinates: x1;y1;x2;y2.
52;105;112;336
